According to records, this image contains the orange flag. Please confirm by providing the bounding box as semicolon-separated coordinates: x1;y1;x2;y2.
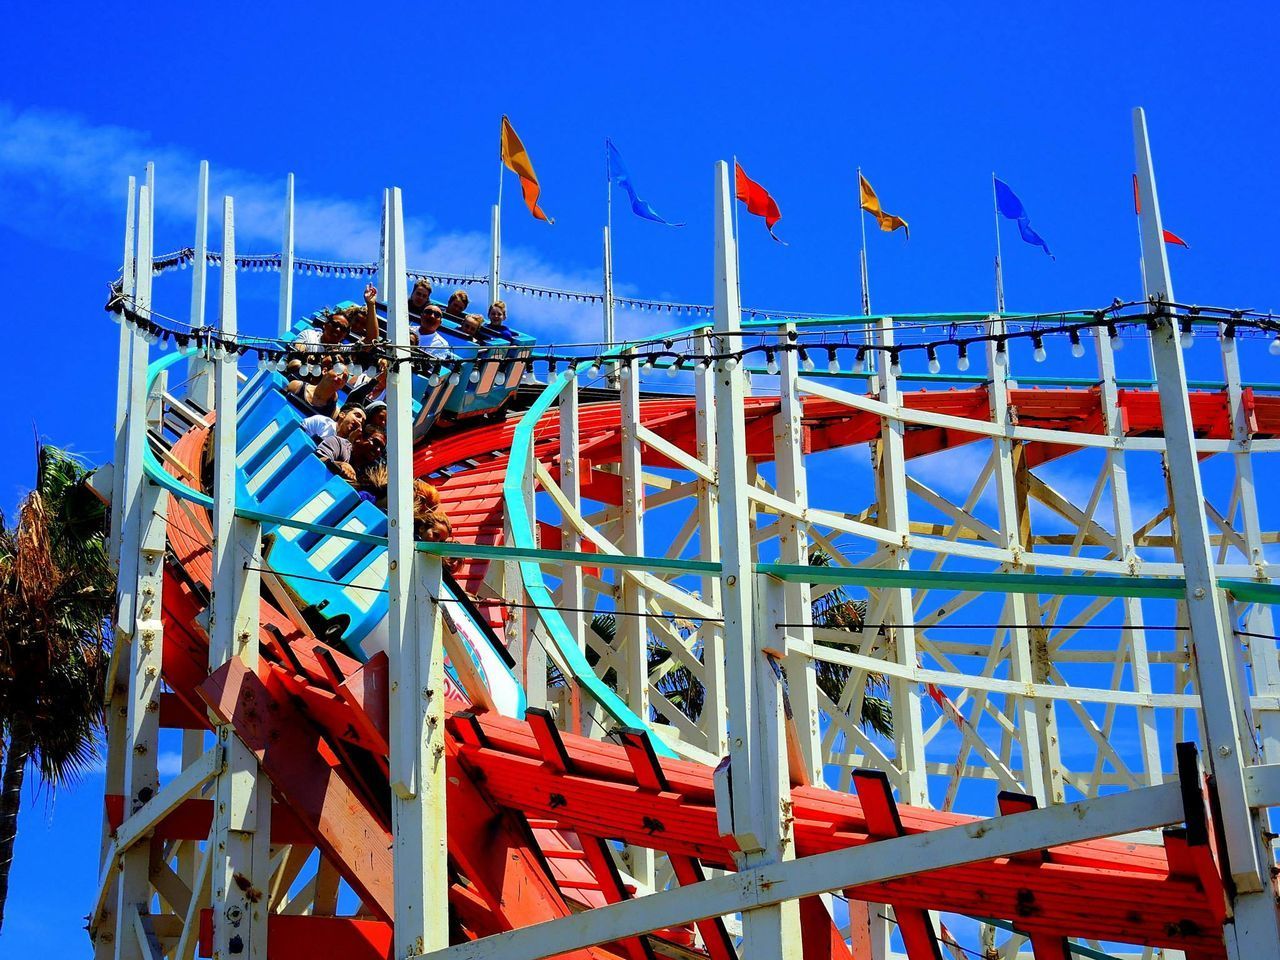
501;116;553;224
859;173;909;237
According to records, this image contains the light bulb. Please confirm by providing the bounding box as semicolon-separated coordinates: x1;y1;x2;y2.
469;368;481;383
1181;327;1195;349
1034;344;1047;363
890;358;902;377
159;337;170;352
766;356;779;376
994;346;1007;366
428;372;441;386
927;353;940;374
957;352;970;372
494;371;507;386
666;362;679;377
724;356;738;371
1270;336;1280;356
853;352;866;374
332;363;347;376
589;363;601;379
1110;332;1123;351
1070;337;1085;358
828;353;840;374
619;364;631;380
801;353;815;372
449;371;461;385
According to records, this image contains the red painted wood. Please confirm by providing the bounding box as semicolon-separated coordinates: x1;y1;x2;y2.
197;911;391;960
198;658;396;922
799;895;854;960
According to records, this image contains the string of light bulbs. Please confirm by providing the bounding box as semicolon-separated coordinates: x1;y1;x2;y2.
107;292;1280;390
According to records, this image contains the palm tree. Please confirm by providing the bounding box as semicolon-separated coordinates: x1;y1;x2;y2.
580;549;892;737
0;444;114;933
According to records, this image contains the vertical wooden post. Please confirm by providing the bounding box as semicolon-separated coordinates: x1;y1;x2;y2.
618;354;654;887
872;316;929;806
710;160;801;960
385;187;450;958
113;182;161;960
558;375;588;733
207;196;272;960
694;328;727;758
187;161;213;409
983;322;1057;803
1134;107;1280;960
278;173;295;338
774;323;820;781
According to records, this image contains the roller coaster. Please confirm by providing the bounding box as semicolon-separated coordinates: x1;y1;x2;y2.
92;112;1280;960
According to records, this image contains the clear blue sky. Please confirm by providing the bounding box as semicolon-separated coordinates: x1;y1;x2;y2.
2;0;1279;953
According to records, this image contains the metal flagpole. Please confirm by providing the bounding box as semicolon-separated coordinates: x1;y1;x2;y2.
858;167;871;316
491;122;504;306
604;140;615;349
992;172;1006;314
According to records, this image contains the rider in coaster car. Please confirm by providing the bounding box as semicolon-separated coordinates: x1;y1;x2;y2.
419;305;454;358
408;278;433;317
296;283;380;353
286;354;348;418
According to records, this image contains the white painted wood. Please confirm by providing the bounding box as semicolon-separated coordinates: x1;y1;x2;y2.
693;330;728;757
869;316;929;805
1134;107;1280;959
113;747;222;855
617;355;655;887
557;375;590;734
187;161;213;409
984;320;1055;803
278;172;295;338
710;160;800;960
207;196;271;960
113;183;158;960
384;187;450;958
490;202;501;307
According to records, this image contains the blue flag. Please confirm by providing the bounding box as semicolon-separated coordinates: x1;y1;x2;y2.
607;139;683;226
994;177;1053;259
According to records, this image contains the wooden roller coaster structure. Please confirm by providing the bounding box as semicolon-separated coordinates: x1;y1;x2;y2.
91;110;1280;960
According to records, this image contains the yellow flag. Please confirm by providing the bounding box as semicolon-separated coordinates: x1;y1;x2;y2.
859;173;908;237
501;116;553;224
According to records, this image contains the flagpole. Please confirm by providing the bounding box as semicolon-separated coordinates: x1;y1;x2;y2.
604;140;616;357
858;166;871;316
992;172;1006;314
731;155;742;320
491;122;504;306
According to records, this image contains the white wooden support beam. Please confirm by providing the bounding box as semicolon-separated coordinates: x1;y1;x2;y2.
114;746;223;855
384;187;451;959
558;375;589;734
983;321;1055;804
710;159;801;960
693;329;728;758
98;175;135;960
109;176;137;574
1134;106;1280;960
617;354;654;887
187;161;213;409
207;196;272;960
774;324;820;782
421;778;1188;960
490;202;501;308
1216;323;1280;771
278;172;295;338
113;182;161;960
1094;333;1162;787
872;316;929;805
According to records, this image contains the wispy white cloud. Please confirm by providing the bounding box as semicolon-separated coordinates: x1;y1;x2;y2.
0;102;621;338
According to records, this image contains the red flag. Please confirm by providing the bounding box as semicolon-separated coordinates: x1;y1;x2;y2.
735;161;785;243
1133;174;1188;247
